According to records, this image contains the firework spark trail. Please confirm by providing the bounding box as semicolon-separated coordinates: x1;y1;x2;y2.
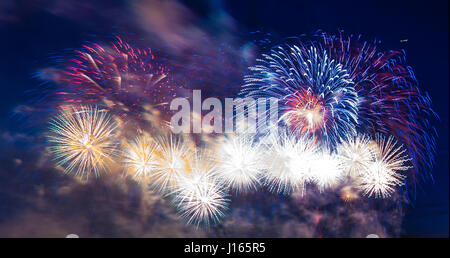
340;186;359;202
47;106;118;180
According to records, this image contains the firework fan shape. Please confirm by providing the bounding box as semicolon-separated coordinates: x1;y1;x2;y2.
47;106;118;179
240;31;437;186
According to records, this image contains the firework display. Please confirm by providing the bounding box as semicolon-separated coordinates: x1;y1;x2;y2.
41;33;437;227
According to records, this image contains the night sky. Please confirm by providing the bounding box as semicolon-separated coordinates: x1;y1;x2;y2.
0;0;448;237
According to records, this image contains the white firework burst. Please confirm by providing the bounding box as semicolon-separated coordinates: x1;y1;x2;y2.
214;134;264;192
47;105;118;179
261;130;318;195
151;135;193;194
337;135;375;178
172;153;229;227
358;135;410;198
122;133;160;179
309;150;344;191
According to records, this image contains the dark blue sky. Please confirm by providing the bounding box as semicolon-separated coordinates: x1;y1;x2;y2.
0;0;448;236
